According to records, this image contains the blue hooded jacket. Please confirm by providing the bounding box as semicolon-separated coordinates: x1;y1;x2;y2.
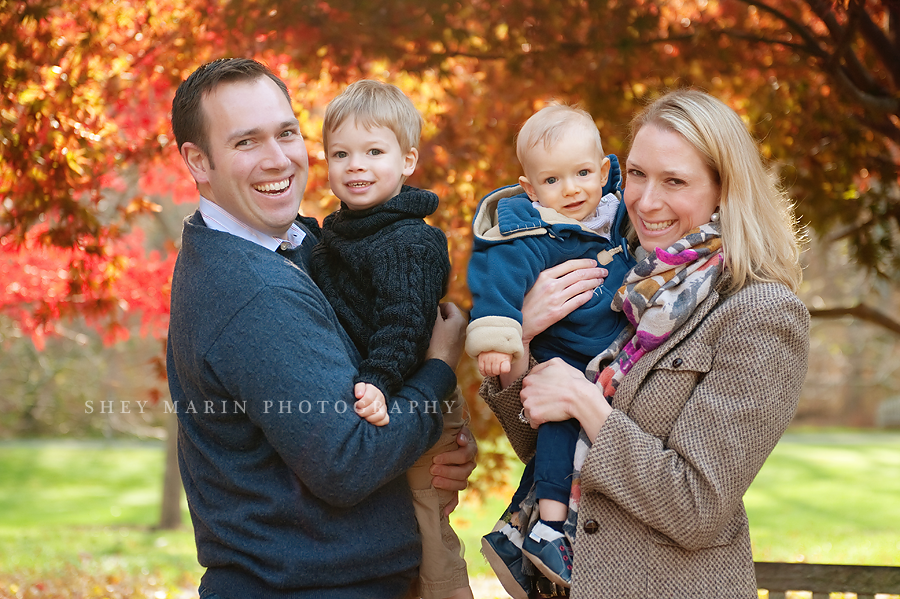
466;155;636;371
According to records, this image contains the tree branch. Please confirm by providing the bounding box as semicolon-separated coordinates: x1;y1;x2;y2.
808;303;900;336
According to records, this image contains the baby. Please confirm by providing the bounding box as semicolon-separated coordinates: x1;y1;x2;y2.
467;104;635;594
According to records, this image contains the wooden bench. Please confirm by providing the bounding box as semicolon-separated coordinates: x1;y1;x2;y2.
755;562;900;598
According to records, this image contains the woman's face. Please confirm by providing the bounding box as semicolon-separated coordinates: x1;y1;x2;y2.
624;124;720;252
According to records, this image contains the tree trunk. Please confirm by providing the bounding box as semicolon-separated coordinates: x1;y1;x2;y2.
158;409;183;530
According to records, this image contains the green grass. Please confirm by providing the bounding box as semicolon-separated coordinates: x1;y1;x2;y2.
745;430;900;565
0;430;898;597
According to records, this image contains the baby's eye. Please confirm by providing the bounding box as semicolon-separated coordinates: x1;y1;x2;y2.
369;148;384;156
333;151;348;159
545;177;558;185
578;169;589;176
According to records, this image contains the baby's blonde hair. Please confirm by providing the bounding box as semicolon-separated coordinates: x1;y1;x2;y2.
516;104;604;166
323;79;422;153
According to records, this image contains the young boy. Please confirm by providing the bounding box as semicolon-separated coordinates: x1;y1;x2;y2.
310;80;473;599
467;105;636;595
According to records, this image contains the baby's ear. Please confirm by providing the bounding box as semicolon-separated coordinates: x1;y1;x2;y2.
519;175;537;201
600;156;611;184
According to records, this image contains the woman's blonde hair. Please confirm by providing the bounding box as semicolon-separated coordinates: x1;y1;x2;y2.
630;89;803;292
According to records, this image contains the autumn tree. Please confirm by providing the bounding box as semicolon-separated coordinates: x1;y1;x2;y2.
3;0;899;515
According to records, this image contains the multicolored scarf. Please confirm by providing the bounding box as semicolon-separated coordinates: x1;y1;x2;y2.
564;222;723;543
585;222;724;393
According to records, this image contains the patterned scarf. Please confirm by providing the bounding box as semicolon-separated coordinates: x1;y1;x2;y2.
585;222;724;394
563;222;723;543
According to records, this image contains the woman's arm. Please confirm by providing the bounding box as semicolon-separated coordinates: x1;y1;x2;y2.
583;287;809;549
500;259;606;387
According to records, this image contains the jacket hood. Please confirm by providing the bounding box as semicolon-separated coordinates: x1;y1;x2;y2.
473;154;625;243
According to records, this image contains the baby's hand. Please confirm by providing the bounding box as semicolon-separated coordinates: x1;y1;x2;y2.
478;351;512;377
354;382;389;426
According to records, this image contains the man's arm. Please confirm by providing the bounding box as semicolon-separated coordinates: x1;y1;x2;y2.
210;283;458;507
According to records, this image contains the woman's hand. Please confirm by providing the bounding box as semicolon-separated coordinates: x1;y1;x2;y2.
498;259;606;388
521;358;612;441
521;259;606;344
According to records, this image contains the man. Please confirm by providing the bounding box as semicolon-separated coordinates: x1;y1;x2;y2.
167;58;475;598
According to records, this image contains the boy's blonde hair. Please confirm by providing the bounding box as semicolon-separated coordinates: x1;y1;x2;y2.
630;89;803;292
516;104;604;166
323;79;422;153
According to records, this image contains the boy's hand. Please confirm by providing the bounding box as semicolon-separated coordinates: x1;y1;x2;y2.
478;351;512;377
354;382;389;426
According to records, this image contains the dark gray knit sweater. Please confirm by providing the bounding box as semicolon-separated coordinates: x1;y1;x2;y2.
311;186;451;397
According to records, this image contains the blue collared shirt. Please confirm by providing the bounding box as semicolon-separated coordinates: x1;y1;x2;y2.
198;196;306;251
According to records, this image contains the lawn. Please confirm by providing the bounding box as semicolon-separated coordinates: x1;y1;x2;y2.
0;430;897;598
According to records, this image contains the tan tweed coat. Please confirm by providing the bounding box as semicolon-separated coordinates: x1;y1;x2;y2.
480;279;810;598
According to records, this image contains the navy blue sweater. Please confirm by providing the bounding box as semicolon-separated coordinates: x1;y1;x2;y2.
166;211;455;598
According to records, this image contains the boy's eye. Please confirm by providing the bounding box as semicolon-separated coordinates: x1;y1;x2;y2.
545;177;558;185
578;169;589;176
333;151;348;159
369;148;383;156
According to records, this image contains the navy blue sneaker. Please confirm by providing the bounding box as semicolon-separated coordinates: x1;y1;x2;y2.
522;521;573;588
481;528;529;599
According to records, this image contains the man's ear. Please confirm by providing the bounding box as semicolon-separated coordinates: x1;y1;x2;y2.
402;147;419;177
519;175;537;202
181;142;210;185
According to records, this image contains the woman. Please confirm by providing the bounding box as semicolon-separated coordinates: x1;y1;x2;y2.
480;89;810;598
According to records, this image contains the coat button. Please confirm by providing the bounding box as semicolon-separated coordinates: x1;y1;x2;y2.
672;358;684;368
583;519;600;534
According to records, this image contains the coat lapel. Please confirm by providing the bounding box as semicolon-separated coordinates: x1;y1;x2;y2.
611;287;722;415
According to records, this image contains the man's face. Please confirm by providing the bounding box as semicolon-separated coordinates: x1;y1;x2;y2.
189;76;309;237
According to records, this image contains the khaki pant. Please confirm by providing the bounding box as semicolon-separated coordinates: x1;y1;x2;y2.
405;387;470;599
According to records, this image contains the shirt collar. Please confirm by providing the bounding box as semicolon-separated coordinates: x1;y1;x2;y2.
198;196;306;251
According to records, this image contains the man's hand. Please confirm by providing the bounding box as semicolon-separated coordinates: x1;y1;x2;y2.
431;426;478;517
425;302;466;369
478;350;512;377
354;382;389;426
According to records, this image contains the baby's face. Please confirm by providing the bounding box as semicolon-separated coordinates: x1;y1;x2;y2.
520;128;610;221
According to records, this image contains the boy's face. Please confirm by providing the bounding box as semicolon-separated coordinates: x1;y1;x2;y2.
519;127;610;222
326;118;418;211
180;76;308;238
